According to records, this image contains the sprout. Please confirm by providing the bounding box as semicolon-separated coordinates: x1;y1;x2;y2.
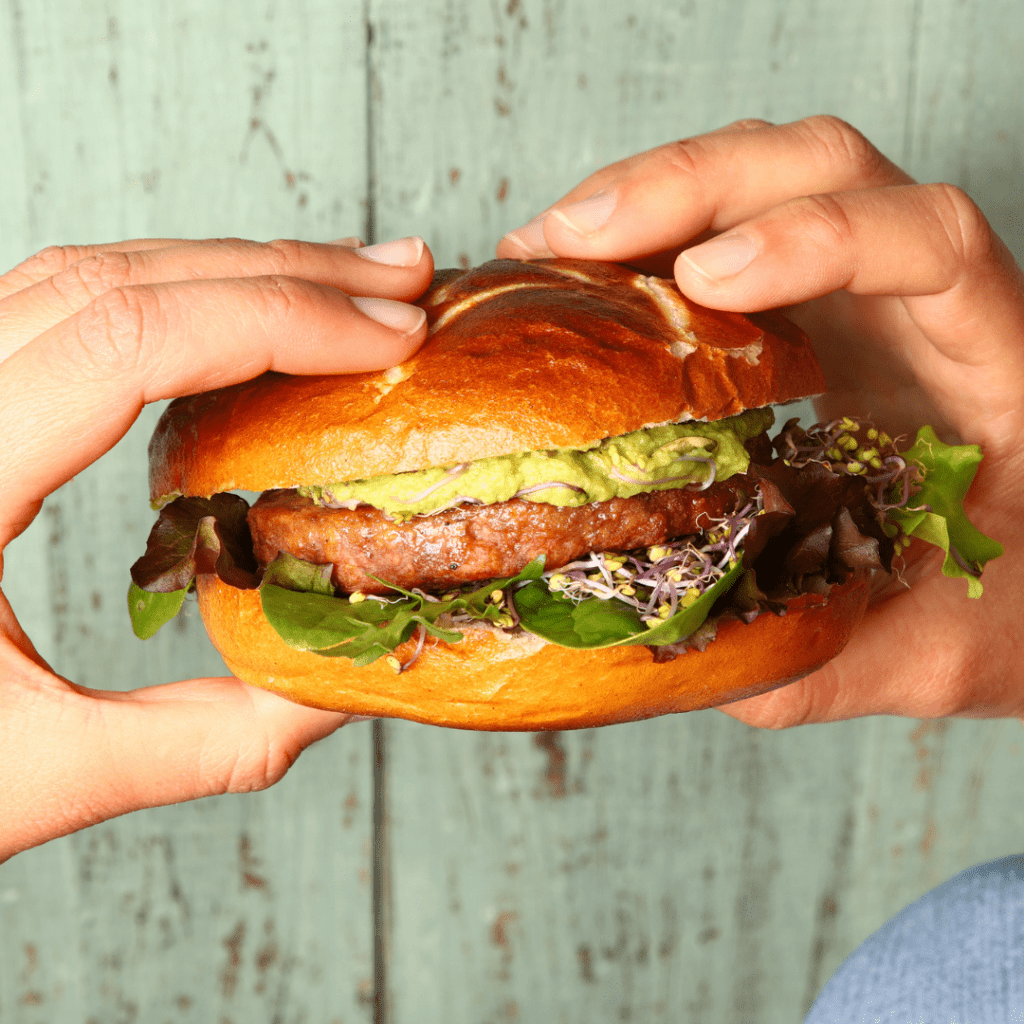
396;624;429;672
389;463;471;505
512;481;588;499
774;417;917;518
608;454;717;491
530;497;762;619
422;495;487;516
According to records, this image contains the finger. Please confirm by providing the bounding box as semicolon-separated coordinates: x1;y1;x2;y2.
0;239;193;301
0;275;428;545
498;115;911;260
671;183;1024;451
0;236;431;360
0;648;353;860
717;551;1024;727
718;471;1024;729
0;581;52;672
708;117;775;133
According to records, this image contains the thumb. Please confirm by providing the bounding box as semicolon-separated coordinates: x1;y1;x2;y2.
0;644;350;860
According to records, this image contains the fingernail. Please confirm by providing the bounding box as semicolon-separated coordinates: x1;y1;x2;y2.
332;236;365;248
350;296;427;336
548;190;617;236
678;233;759;280
354;235;425;267
502;214;553;258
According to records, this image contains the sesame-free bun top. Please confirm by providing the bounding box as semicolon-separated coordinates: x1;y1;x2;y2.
149;258;825;504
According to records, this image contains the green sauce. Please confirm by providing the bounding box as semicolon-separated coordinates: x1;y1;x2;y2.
301;408;774;518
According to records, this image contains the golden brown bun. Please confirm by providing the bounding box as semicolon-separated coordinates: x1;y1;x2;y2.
196;573;869;731
150;258;825;503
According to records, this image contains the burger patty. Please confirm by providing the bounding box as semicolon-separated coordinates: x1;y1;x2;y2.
248;477;754;596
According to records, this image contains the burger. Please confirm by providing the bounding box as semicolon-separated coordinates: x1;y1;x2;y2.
128;258;1000;730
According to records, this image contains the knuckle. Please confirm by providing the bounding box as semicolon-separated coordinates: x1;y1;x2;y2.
722;117;773;132
221;738;299;794
657;138;705;183
250;274;306;319
262;237;308;272
798;114;886;182
788;191;856;247
16;244;89;281
72;285;160;375
60;250;136;299
922;182;992;267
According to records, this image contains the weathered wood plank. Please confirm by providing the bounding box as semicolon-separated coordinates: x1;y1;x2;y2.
2;0;1023;1021
371;0;918;272
805;0;1024;991
371;1;1024;1021
383;715;865;1022
0;3;375;1021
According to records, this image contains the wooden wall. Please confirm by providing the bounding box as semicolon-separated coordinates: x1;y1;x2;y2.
1;2;1022;1021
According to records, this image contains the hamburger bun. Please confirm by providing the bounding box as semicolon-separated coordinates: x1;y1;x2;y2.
149;259;824;504
139;258;871;730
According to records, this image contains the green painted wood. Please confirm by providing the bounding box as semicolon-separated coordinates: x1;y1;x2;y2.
2;1;1024;1022
0;3;375;1022
371;1;1024;1022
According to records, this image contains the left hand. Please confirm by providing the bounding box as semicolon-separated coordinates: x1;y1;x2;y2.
0;234;433;860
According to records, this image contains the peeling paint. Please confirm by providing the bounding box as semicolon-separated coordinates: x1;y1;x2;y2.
220;921;246;999
238;834;269;894
533;732;567;798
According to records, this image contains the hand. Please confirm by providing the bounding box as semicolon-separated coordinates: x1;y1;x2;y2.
0;234;433;861
498;115;1024;726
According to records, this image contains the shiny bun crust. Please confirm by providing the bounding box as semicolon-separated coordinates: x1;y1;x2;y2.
149;258;826;503
196;573;869;730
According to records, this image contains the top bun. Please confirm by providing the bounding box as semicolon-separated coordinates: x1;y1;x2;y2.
149;258;825;504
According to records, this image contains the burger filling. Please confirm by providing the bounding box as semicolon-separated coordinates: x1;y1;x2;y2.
129;414;1000;668
247;477;755;596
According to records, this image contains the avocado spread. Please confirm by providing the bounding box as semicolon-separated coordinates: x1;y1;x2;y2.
301;407;775;518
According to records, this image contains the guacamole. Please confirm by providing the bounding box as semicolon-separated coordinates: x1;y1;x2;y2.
301;408;774;518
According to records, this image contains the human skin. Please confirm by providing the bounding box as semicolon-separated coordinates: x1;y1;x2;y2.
499;115;1024;728
0;234;432;862
3;116;1022;861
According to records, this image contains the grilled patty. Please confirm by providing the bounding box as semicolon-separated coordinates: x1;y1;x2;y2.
248;478;754;596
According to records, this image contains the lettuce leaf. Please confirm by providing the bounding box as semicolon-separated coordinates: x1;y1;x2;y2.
128;582;188;640
885;426;1003;597
512;560;744;650
127;493;259;638
259;554;546;666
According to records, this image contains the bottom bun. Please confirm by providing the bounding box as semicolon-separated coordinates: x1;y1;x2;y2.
196;572;870;731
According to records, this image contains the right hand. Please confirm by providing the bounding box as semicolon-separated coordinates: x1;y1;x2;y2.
497;116;1024;726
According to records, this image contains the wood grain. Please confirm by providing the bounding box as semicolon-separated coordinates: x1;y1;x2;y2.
371;1;1024;1022
1;1;1023;1022
0;3;375;1022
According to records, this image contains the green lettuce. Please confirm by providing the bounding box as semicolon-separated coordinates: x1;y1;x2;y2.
128;583;189;640
511;560;744;649
885;426;1002;598
259;553;546;666
127;493;257;640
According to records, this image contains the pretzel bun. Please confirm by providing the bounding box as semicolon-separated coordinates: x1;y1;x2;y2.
196;572;869;730
149;259;824;503
147;258;846;730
